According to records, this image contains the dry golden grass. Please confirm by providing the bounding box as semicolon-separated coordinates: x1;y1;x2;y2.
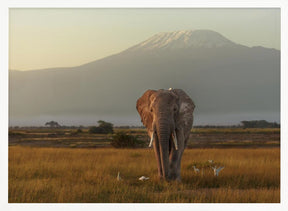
9;146;280;203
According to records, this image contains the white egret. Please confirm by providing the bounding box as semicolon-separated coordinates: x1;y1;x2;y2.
117;172;122;181
193;165;200;173
212;166;225;176
139;176;150;181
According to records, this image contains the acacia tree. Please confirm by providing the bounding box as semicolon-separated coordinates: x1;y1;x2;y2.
89;120;114;134
97;120;113;133
45;121;60;128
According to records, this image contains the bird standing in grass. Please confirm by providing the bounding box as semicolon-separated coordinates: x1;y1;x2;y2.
208;160;214;164
193;165;200;173
212;166;225;176
117;172;122;181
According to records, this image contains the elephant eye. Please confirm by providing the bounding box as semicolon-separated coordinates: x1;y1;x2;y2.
150;108;153;113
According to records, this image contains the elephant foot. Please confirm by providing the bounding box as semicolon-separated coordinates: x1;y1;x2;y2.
165;177;181;183
158;171;181;182
158;174;172;182
175;176;181;183
158;174;165;181
164;173;181;182
169;173;176;180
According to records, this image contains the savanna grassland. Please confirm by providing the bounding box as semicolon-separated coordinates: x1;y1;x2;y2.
8;128;280;203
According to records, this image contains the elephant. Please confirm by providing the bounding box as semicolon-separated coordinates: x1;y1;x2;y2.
136;88;195;181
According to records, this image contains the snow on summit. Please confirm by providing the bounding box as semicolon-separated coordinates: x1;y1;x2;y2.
127;30;237;51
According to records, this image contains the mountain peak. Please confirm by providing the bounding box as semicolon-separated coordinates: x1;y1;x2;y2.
127;30;237;52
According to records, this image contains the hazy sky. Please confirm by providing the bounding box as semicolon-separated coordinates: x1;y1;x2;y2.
9;8;280;71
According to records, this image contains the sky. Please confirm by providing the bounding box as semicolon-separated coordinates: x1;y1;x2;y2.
9;8;280;71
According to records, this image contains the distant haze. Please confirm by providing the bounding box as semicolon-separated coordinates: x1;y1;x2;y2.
9;29;280;127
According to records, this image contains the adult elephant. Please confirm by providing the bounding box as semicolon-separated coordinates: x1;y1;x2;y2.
136;88;195;181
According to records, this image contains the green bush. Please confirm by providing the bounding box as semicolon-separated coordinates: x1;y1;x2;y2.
76;128;83;133
110;131;145;148
89;126;105;134
9;131;25;137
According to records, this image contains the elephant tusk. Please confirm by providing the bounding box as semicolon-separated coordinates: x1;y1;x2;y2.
172;131;178;150
149;132;154;147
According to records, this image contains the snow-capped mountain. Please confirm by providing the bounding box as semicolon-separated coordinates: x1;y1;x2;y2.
126;30;237;52
9;30;280;126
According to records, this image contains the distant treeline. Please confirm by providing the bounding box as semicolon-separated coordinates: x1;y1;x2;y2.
9;120;279;130
240;120;280;128
194;125;242;128
195;120;280;129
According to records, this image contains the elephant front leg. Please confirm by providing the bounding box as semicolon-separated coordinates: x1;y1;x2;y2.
169;128;185;181
153;137;163;178
169;147;178;180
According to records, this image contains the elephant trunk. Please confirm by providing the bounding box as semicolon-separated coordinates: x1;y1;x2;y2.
156;118;171;180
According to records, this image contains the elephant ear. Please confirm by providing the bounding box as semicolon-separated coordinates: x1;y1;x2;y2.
171;89;195;134
136;90;156;131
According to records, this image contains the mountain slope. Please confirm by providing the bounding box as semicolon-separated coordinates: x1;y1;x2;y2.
9;30;280;126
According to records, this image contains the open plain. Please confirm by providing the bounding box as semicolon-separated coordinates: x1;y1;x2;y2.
8;128;280;203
